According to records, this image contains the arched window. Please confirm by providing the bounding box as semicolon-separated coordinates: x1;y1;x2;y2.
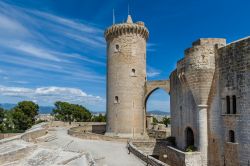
131;69;136;76
186;127;194;148
229;130;235;143
226;96;230;114
232;95;236;114
114;96;119;103
115;44;120;52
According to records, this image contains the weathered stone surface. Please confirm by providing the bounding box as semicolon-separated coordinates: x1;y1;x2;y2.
145;80;170;101
105;15;148;138
0;123;145;166
104;14;250;166
170;37;250;166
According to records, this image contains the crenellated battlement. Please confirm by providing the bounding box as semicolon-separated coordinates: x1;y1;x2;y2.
192;38;226;47
104;15;149;42
218;36;250;52
184;38;226;55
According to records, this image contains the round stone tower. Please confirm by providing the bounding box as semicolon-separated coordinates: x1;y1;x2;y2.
104;15;149;138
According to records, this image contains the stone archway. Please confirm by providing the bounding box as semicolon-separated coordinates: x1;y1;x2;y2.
144;80;170;130
145;80;170;101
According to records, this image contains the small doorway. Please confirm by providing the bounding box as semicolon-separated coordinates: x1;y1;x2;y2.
186;127;194;147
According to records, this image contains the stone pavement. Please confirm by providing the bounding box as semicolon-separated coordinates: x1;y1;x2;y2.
0;126;145;166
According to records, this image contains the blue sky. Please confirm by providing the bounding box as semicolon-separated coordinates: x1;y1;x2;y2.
0;0;249;112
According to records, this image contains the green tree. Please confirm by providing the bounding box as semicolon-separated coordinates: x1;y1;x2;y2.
53;101;74;123
12;110;32;131
14;101;39;124
11;101;39;131
162;117;171;127
52;101;92;123
72;104;92;122
3;110;14;131
92;114;106;122
0;107;4;132
152;116;158;125
0;107;4;124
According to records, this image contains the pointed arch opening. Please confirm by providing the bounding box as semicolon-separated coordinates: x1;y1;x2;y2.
185;127;194;148
145;88;170;133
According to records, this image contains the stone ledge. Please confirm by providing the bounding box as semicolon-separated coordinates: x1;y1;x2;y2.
128;141;169;166
21;123;48;142
226;142;239;145
0;144;36;165
68;127;129;142
221;114;240;116
69;122;106;134
0;123;48;144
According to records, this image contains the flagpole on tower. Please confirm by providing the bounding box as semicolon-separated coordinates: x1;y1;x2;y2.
128;4;130;15
113;8;115;25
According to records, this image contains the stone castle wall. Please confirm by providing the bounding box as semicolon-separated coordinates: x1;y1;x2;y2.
206;43;224;166
216;37;250;165
170;37;249;166
104;14;249;166
170;69;197;150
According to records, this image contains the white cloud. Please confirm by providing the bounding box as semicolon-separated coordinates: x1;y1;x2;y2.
59;53;105;66
35;87;87;97
64;32;105;48
0;86;33;96
0;85;104;106
147;71;161;77
147;43;157;52
147;66;161;77
30;10;103;34
0;1;105;81
9;81;29;84
0;54;62;72
0;14;29;36
13;44;61;62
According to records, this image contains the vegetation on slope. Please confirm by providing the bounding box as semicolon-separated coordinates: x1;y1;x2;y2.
152;116;171;127
0;100;106;133
52;101;106;124
0;101;39;133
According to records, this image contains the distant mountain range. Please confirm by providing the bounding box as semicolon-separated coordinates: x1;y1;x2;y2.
0;103;54;114
0;103;169;116
0;103;16;110
148;110;170;116
39;106;54;114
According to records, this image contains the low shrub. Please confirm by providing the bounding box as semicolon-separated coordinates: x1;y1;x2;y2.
185;145;197;152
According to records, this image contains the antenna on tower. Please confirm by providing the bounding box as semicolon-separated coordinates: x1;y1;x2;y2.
113;8;115;25
128;3;130;15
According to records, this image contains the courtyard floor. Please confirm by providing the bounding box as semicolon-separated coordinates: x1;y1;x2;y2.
1;127;145;166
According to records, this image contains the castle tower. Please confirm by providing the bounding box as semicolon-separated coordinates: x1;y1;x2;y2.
177;38;226;165
104;15;149;138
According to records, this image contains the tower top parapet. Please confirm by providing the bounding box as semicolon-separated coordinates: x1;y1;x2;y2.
126;15;133;23
104;15;149;41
